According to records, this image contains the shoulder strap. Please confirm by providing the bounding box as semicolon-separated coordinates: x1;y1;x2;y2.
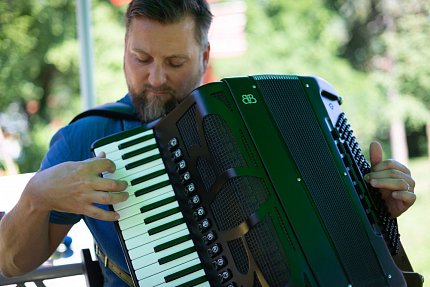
69;102;139;124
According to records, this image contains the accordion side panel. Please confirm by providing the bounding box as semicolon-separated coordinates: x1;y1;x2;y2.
222;75;407;286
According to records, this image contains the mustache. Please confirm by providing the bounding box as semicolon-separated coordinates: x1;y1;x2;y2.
142;84;174;94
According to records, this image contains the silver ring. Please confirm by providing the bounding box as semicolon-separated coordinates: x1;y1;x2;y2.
406;183;411;192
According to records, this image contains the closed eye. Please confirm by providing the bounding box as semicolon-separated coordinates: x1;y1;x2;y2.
168;58;187;68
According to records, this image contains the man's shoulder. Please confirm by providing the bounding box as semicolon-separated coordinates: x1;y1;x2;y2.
69;101;138;125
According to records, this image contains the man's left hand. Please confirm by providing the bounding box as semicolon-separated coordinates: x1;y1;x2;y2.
364;141;416;217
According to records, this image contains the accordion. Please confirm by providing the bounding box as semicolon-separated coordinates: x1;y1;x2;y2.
92;75;423;287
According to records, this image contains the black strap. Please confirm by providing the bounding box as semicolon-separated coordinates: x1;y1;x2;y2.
69;102;139;124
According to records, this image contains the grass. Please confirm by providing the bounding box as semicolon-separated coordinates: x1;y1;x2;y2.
397;157;430;284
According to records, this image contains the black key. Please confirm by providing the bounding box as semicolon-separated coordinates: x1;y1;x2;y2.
118;133;154;150
131;169;166;186
154;234;191;253
122;143;158;160
158;246;196;265
140;196;177;213
125;154;161;170
134;180;171;197
147;218;185;236
164;263;203;282
176;275;208;287
144;206;181;224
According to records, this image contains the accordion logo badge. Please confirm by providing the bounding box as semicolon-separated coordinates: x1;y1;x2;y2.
241;94;258;105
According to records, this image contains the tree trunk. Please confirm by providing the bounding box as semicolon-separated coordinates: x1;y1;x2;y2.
389;116;409;165
387;79;409;165
427;122;430;159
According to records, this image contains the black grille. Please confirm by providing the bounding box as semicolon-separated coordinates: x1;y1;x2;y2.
245;216;290;286
211;177;268;231
196;157;217;193
202;114;247;175
227;238;249;274
177;104;200;154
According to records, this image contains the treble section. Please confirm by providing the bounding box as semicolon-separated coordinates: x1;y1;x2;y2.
92;127;209;287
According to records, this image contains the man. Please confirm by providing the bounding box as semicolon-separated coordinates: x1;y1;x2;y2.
0;0;416;286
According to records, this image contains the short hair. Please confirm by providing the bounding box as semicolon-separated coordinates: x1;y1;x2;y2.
125;0;213;48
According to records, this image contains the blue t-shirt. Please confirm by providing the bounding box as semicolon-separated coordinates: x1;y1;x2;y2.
43;95;143;286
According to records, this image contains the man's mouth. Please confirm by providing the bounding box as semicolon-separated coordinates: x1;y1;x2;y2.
146;89;171;97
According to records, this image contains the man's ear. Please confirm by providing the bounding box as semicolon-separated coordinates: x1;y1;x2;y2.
202;43;211;73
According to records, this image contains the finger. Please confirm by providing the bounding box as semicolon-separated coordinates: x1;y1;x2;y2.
392;190;417;207
368;177;411;191
365;169;414;187
92;190;129;205
369;159;411;175
92;177;128;192
96;151;106;158
369;141;383;168
82;204;121;221
86;157;117;174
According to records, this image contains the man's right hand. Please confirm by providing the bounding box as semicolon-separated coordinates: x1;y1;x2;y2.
24;156;129;221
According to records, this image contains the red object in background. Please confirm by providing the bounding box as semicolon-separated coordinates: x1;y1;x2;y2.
112;0;218;7
111;0;131;7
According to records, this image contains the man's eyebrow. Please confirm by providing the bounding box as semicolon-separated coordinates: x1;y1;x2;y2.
131;48;189;59
167;55;189;59
131;48;148;54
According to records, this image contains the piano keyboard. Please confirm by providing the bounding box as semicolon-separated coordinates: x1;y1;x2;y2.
93;128;210;287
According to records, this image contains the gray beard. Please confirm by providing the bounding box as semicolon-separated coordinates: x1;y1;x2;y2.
130;91;178;123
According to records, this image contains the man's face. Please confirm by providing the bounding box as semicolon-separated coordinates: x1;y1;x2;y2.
124;16;210;122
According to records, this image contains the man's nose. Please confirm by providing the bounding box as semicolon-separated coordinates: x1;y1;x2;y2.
148;64;167;88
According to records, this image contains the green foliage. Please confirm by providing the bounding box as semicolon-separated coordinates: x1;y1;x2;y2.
0;1;77;109
0;0;129;172
213;0;384;146
398;157;430;282
322;0;430;157
92;1;128;104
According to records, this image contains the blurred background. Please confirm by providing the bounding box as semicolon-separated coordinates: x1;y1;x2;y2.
0;0;429;285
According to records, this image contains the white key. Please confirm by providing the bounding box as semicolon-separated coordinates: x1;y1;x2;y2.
118;189;176;230
114;185;173;211
128;224;189;260
113;157;163;180
132;240;194;270
93;129;154;155
107;138;157;161
121;201;180;239
113;160;166;182
117;192;178;220
124;212;184;250
126;173;169;196
161;269;208;287
136;254;201;282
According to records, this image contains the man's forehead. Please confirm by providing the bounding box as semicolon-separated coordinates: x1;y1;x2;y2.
128;15;196;35
127;16;200;55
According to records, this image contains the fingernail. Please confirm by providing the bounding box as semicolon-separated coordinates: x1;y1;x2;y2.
115;213;120;220
392;191;401;199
